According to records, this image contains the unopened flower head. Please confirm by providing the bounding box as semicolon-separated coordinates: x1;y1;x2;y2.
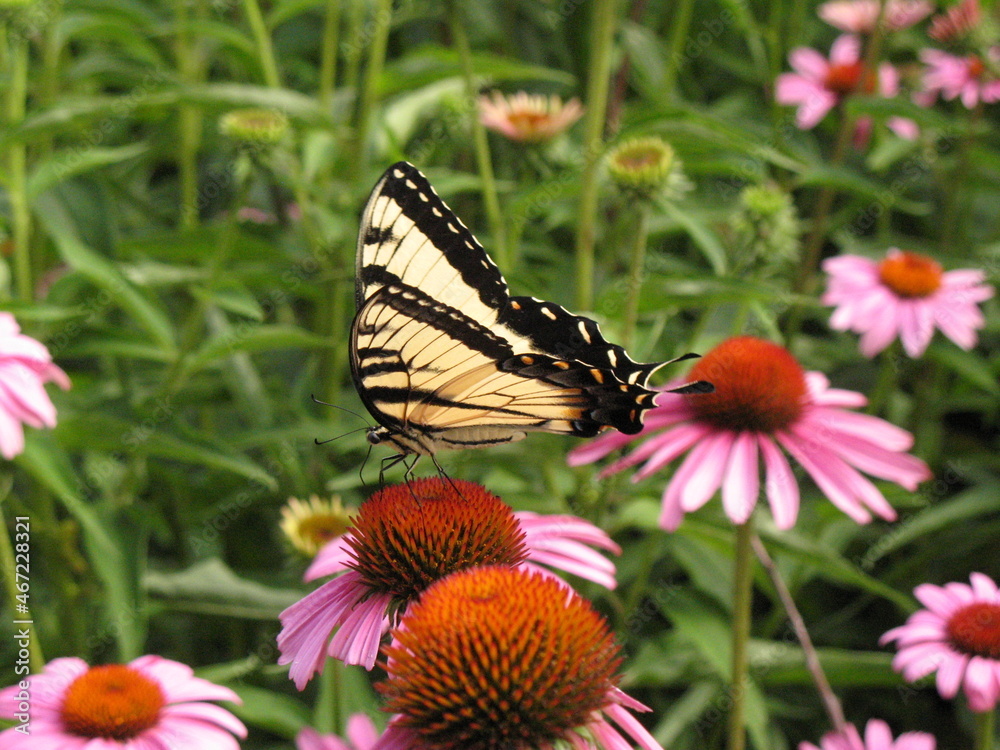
478;91;583;143
731;183;802;266
881;572;1000;712
219;107;289;145
606;136;689;200
823;248;994;357
281;495;354;557
569;336;931;530
928;0;982;42
374;566;662;750
277;478;620;682
0;655;246;749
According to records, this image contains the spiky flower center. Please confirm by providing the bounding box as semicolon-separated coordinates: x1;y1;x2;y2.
687;336;808;433
824;61;877;95
379;566;621;750
60;665;165;740
947;601;1000;660
878;250;943;298
346;479;528;604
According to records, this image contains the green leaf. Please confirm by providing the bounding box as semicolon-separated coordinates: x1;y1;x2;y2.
41;220;176;353
184;324;331;373
144;558;301;619
16;434;143;658
929;345;1000;394
758;526;916;612
753;644;897;687
27;142;149;199
661;202;728;275
55;414;278;490
859;483;1000;566
230;685;310;738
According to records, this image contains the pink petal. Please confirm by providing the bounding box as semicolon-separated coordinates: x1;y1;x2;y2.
969;572;1000;600
161;701;248;736
679;431;735;512
347;713;382;749
305;536;355;581
775;431;872;523
633;422;713;480
963;657;1000;711
788;48;830;80
914;582;965;616
829;34;862;66
759;434;799;529
721;431;760;525
864;719;894;749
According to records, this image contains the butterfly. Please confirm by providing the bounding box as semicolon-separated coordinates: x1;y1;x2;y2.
350;162;711;462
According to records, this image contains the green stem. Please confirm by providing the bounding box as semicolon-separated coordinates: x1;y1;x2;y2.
0;499;45;671
621;202;651;350
975;709;996;750
793;108;854;295
242;0;281;87
318;0;342;109
866;343;900;416
175;0;203;229
728;520;754;750
574;0;618;311
315;656;341;734
342;0;366;111
751;533;847;733
3;24;31;301
662;0;695;98
353;0;393;159
940;102;982;253
448;3;507;268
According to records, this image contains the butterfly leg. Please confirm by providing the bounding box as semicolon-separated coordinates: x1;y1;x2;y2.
429;454;469;501
379;452;411;488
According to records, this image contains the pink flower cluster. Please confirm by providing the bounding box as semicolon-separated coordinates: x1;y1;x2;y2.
779;0;1000;134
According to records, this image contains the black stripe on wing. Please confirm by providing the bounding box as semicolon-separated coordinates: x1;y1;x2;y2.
351;283;660;440
356;161;508;311
499;296;661;387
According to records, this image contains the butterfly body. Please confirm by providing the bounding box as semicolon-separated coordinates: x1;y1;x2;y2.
351;162;707;457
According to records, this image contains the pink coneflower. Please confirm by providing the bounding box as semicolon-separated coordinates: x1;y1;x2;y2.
800;718;935;750
478;91;584;142
297;714;381;750
278;479;620;685
823;249;994;357
881;572;1000;712
0;312;70;459
373;566;663;750
0;655;246;749
928;0;980;42
919;47;1000;108
568;336;931;531
776;35;917;139
819;0;933;33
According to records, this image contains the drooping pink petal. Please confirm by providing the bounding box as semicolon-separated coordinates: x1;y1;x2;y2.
759;434;799;529
721;431;760;525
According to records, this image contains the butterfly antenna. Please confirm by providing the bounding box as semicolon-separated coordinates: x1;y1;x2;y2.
310;395;372;426
358;441;377;496
314;426;370;446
